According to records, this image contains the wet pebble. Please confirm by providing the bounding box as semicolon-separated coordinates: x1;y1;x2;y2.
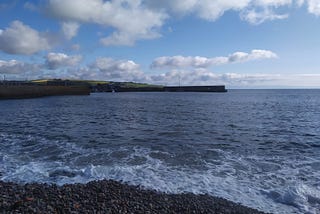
0;180;267;213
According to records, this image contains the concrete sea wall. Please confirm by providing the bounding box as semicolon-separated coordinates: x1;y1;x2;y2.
164;85;227;92
92;85;227;93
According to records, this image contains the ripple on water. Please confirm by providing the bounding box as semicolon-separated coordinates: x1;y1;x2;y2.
1;91;320;214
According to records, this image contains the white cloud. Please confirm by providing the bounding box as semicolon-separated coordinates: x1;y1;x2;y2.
305;0;320;15
46;0;167;46
34;0;320;47
61;22;80;40
0;21;51;55
254;0;292;7
0;55;145;82
240;8;289;24
45;52;82;70
145;0;293;23
195;0;252;21
151;56;215;69
0;60;26;74
145;0;251;21
151;50;277;69
89;57;147;82
228;49;278;62
100;28;161;47
0;52;82;77
0;59;40;75
92;58;139;71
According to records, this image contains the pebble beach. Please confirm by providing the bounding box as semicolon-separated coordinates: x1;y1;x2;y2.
0;179;266;213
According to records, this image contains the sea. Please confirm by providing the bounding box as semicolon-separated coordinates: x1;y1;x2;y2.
0;90;320;214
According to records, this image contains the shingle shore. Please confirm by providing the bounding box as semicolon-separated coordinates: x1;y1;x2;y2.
0;179;267;213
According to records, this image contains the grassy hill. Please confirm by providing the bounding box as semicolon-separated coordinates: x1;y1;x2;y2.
31;79;163;88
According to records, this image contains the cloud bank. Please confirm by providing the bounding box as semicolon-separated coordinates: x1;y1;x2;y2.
149;69;274;86
151;50;277;69
0;52;82;77
0;49;279;86
149;70;320;88
0;60;39;74
1;48;320;88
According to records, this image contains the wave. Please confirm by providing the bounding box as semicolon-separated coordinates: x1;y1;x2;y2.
1;133;320;213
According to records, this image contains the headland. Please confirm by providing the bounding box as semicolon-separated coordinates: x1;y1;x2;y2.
0;80;90;99
0;79;227;99
91;81;227;93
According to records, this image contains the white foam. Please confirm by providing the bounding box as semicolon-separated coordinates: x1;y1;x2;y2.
75;161;298;213
272;184;320;214
1;133;320;213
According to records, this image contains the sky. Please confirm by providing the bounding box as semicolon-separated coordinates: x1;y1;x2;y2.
0;0;320;88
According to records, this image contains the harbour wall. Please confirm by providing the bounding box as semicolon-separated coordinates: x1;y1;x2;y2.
164;85;227;92
0;85;90;99
92;85;227;93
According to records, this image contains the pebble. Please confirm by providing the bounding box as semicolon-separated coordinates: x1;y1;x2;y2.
0;180;268;213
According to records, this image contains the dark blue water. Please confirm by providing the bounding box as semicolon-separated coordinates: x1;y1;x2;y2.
1;90;320;213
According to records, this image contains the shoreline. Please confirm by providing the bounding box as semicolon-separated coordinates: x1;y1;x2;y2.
0;81;90;99
0;179;266;213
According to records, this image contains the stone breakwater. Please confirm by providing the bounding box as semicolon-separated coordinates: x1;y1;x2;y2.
0;180;266;213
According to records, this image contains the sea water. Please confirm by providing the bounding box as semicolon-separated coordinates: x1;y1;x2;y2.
0;90;320;214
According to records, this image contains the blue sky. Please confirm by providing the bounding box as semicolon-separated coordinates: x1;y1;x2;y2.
0;0;320;88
